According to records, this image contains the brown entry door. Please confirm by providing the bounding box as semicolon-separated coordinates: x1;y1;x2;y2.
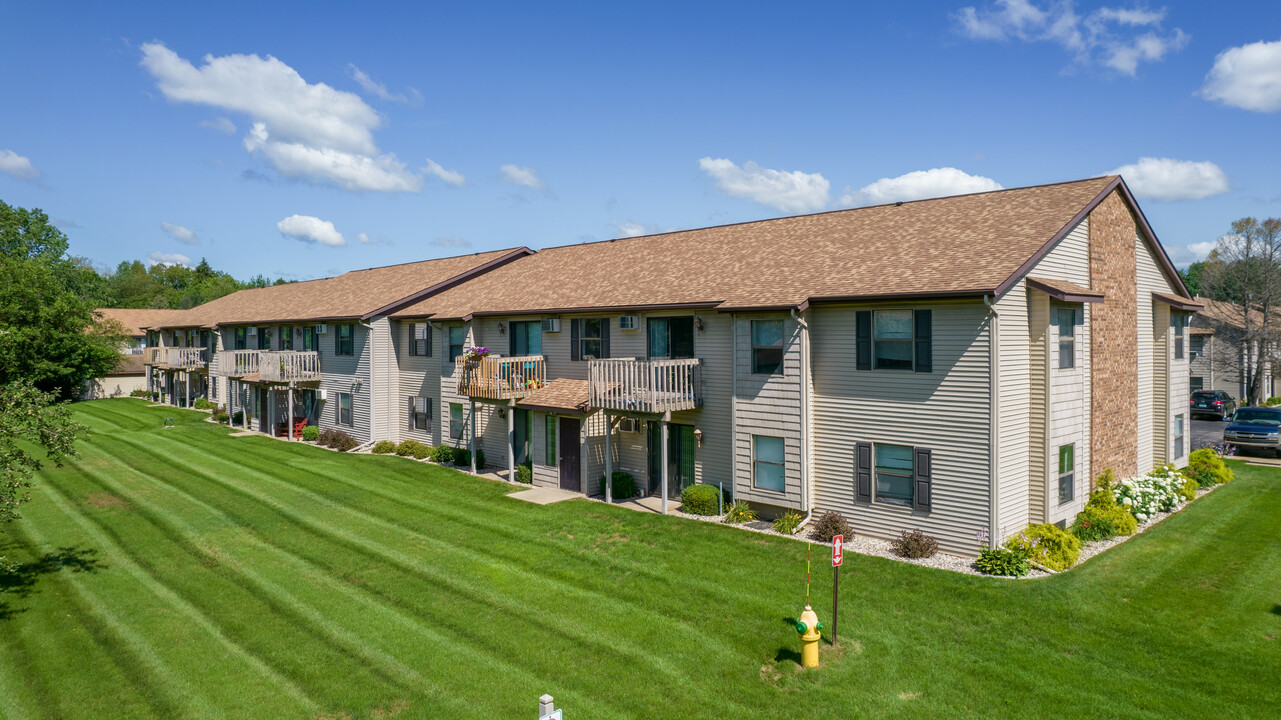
558;417;580;492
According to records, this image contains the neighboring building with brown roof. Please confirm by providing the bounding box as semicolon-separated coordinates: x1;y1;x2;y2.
94;307;186;352
1190;297;1279;401
83;308;184;399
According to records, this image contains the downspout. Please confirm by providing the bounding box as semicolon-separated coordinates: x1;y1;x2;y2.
730;314;738;503
359;319;377;440
791;307;813;530
984;295;1000;547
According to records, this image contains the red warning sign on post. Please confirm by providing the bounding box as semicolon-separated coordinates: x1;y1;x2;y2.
832;535;844;567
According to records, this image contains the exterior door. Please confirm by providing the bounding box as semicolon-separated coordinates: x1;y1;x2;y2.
513;409;531;464
558;417;580;491
647;423;696;499
258;388;269;433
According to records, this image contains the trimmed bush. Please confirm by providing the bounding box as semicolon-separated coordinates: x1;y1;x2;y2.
372;440;396;455
327;431;358;452
231;410;244;425
1004;523;1081;571
723;500;757;525
213;411;229;423
1071;476;1138;541
680;484;723;515
1186;448;1233;487
516;461;533;484
430;444;456;464
600;471;636;498
193;398;216;410
808;511;851;543
302;425;320;442
130;388;150;398
1178;477;1198;502
1267;397;1281;406
316;428;340;447
453;448;484;468
395;439;428;457
976;546;1030;577
891;529;940;559
772;510;803;535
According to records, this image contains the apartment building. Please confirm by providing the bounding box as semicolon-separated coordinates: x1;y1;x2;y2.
84;307;184;399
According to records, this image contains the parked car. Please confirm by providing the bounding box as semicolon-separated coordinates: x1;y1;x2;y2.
1223;406;1281;457
1191;390;1236;420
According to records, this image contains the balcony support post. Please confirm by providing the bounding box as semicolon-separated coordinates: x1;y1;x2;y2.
287;384;294;442
660;419;669;515
185;372;191;409
244;384;250;430
604;412;613;504
469;400;478;474
268;387;275;438
507;401;515;484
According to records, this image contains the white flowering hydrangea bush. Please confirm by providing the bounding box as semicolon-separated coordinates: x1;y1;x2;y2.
1114;465;1190;522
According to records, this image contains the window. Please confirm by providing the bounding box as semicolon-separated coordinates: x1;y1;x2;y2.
578;318;604;359
874;443;914;505
857;310;932;372
234;327;247;350
450;403;464;440
280;326;293;351
648;317;694;359
257;327;271;350
1058;444;1074;505
409;323;432;356
302;326;318;352
545;415;557;466
1057;308;1076;369
336;324;354;355
874;310;913;370
187;329;198;347
408;396;431;431
1172;314;1187;360
751;320;784;374
448;327;466;362
510;321;541;356
1190;376;1204;392
1190;335;1204;358
752;435;786;492
200;330;210;351
1174;414;1185;458
337;392;352;426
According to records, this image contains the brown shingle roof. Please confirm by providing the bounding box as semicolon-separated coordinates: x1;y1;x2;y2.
1153;292;1204;312
393;176;1170;319
517;378;592;414
1196;297;1278;331
1027;277;1106;303
109;354;147;375
95;308;186;336
149;248;529;329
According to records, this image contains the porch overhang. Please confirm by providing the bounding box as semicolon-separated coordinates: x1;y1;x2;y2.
1026;277;1105;303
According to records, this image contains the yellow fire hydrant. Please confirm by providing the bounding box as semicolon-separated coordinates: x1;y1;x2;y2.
795;604;823;668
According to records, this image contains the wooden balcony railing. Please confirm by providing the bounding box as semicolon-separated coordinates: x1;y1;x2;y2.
166;348;207;370
589;358;703;414
456;355;545;400
144;347;165;366
214;349;260;377
260;351;321;383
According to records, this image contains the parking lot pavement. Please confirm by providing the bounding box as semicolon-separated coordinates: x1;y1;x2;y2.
1192;418;1227;450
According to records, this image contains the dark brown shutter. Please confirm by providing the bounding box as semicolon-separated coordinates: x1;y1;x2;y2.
424;324;433;357
570;319;581;361
408;324;418;356
601;318;610;358
407;396;414;430
913;447;932;511
856;311;871;371
426;398;433;431
855;441;872;501
509;322;517;357
335;326;341;355
914;309;932;373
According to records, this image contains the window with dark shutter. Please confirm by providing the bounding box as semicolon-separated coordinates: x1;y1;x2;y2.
914;309;932;373
855;441;872;501
407;396;415;430
913;447;933;511
600;318;610;359
408;323;430;356
570;319;581;361
409;324;418;356
855;311;871;371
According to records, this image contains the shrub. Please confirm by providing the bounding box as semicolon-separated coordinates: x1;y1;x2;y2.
453;448;484;468
213;411;229;423
600;471;635;498
231;410;244;425
1178;477;1198;502
808;511;851;543
327;431;358;452
1004;523;1081;571
772;510;803;535
372;440;396;455
891;529;940;559
302;425;320;442
1114;465;1190;522
516;461;533;484
1267;397;1281;406
430;444;456;464
975;546;1030;577
723;500;757;524
1070;502;1136;541
130;388;149;398
680;484;723;515
395;439;427;457
193;398;216;410
316;428;340;447
1186;448;1233;487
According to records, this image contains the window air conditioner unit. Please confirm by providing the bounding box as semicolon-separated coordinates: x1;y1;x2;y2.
619;417;639;434
618;315;639;330
316;388;328;400
316;323;328;334
541;318;560;333
247;327;257;337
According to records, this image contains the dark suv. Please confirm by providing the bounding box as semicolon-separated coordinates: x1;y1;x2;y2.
1224;406;1281;457
1191;390;1236;420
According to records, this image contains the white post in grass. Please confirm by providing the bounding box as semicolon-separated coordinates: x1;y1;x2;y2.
244;385;250;430
470;399;478;474
661;419;670;515
538;695;554;717
604;412;613;503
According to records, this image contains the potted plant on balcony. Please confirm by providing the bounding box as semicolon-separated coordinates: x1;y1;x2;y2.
465;347;492;362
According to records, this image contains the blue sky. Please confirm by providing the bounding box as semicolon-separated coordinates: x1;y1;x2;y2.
2;1;1279;281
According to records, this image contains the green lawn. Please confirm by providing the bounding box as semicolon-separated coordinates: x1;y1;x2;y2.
2;400;1278;719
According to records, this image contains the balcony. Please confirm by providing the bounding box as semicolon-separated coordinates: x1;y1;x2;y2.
589;358;703;414
214;349;261;378
260;351;321;383
456;354;546;401
166;348;207;371
144;347;165;367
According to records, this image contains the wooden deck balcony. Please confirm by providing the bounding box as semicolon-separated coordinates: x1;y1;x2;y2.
589;358;703;414
166;348;207;371
143;347;165;367
456;355;546;400
260;351;321;383
214;349;260;377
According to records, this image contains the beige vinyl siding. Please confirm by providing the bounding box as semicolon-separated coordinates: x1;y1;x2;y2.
995;281;1032;537
1048;302;1088;524
369;316;397;442
318;322;372;443
811;302;991;555
734;313;804;509
1169;317;1190;467
394;319;443;446
1152;303;1170;465
1028;291;1049;523
1135;234;1174;474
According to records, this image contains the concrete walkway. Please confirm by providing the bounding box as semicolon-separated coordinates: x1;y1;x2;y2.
508;487;582;505
613;496;682;514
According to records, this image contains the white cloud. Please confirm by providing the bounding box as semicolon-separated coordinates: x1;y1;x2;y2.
840;167;1002;206
500;164;545;190
356;232;391;245
423;159;466;187
141;43;419;193
613;222;649;238
0;149;41;182
276;214;346;247
199;117;236;134
430;236;471;248
161;222;200;244
954;1;1188;75
1187;240;1218;258
1199;38;1281;113
146;252;192;268
346;64;419;104
698;157;830;213
1110;157;1229;201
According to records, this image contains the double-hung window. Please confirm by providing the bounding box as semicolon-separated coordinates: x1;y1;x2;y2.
1174;414;1186;458
409;323;432;356
578;318;604;359
337;392;352;426
1057;308;1077;369
751;320;783;374
874;443;914;505
280;326;293;351
448;327;466;362
234;327;247;350
257;327;271;350
449;403;464;440
336;324;354;356
1058;444;1074;505
752;435;786;492
1172;314;1187;360
545;416;557;466
857;309;932;372
408;396;431;431
302;326;317;352
873;310;913;370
